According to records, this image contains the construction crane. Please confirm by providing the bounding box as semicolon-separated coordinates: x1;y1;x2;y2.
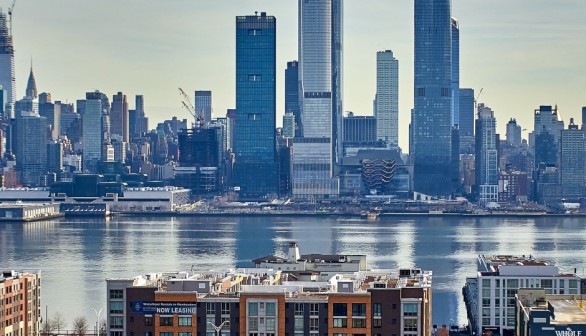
7;0;16;36
178;88;203;128
474;88;484;116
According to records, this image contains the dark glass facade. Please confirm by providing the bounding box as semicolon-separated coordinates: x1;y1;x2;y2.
459;88;475;136
234;13;277;198
284;61;300;137
411;0;454;196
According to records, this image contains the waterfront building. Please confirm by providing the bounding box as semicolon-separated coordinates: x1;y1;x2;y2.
82;91;107;173
559;119;585;198
498;170;529;203
233;12;278;198
194;90;212;126
374;50;399;148
106;243;432;336
111;92;129;143
411;0;455;196
292;0;342;199
475;103;498;203
0;271;42;336
0;9;15;115
285;60;300;137
451;18;460;127
516;289;586;336
282;111;295;138
506;118;522;147
463;255;582;336
533;105;564;168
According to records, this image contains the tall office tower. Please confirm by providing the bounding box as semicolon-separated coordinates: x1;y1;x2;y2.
533;105;564;167
374;50;399;148
83;91;106;172
135;95;148;135
110;92;129;143
411;0;454;196
226;108;236;150
506;118;522;147
194;90;212;126
14;106;47;186
0;9;15;115
559;119;585;198
451;18;460;126
475;103;498;203
25;65;37;99
282;111;295;138
234;12;278;198
343;112;377;144
459;88;474;136
293;0;341;198
39;92;61;140
285;60;300;137
47;140;63;173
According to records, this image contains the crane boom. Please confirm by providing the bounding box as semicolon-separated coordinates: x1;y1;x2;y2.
178;88;203;128
8;0;16;36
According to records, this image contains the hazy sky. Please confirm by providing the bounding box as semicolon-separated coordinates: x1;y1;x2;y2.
5;0;586;150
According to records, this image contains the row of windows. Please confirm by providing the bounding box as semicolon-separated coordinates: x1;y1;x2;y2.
248;302;276;317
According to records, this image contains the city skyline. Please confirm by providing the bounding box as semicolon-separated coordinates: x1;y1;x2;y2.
4;0;586;150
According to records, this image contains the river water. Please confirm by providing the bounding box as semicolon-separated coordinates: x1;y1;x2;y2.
1;215;585;327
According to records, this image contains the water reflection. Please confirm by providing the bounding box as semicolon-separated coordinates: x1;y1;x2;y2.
2;215;586;325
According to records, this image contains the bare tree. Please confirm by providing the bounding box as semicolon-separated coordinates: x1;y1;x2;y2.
72;316;89;336
41;317;55;336
99;319;107;336
52;312;67;334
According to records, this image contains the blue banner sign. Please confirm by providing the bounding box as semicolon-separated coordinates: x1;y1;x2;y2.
131;301;197;315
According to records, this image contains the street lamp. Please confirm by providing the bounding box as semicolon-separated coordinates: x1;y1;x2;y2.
91;307;103;336
207;321;229;336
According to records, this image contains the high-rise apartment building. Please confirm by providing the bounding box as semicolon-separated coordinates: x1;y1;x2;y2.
411;0;454;196
194;90;212;127
110;92;129;143
284;60;300;137
0;271;42;336
0;9;15;116
83;91;106;172
39;92;61;140
463;255;582;336
559;119;585;198
374;50;399;148
15;110;47;186
533;105;564;168
451;18;460;127
282;111;295;138
459;88;475;137
475;103;498;203
233;12;278;198
293;0;342;198
505;118;522;147
132;95;148;138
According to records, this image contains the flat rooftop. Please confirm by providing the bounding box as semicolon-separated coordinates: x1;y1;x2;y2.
549;299;586;324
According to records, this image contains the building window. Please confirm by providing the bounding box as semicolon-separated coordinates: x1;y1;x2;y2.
294;317;304;331
110;316;123;329
248;74;262;82
109;290;123;299
333;303;347;316
178;333;191;336
206;302;215;315
294;303;304;316
373;303;382;317
221;302;230;315
309;317;318;331
333;334;347;336
248;302;258;316
333;318;347;328
403;318;417;331
159;316;173;326
403;303;418;316
144;316;153;326
178;316;192;326
248;29;261;36
373;318;382;327
266;302;276;316
417;88;425;97
159;333;173;336
310;303;319;315
441;87;450;97
109;301;123;314
248;317;258;331
266;317;276;331
352;318;366;328
352;303;366;317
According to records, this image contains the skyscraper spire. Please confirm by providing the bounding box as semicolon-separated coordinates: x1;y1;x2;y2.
25;59;37;99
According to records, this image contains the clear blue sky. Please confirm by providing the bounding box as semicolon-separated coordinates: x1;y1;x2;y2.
6;0;586;150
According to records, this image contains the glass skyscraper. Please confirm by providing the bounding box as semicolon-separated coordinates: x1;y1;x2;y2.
374;50;399;148
82;91;106;173
451;18;460;127
0;10;15;116
411;0;455;196
292;0;342;199
194;90;212;126
284;61;300;137
233;12;277;198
